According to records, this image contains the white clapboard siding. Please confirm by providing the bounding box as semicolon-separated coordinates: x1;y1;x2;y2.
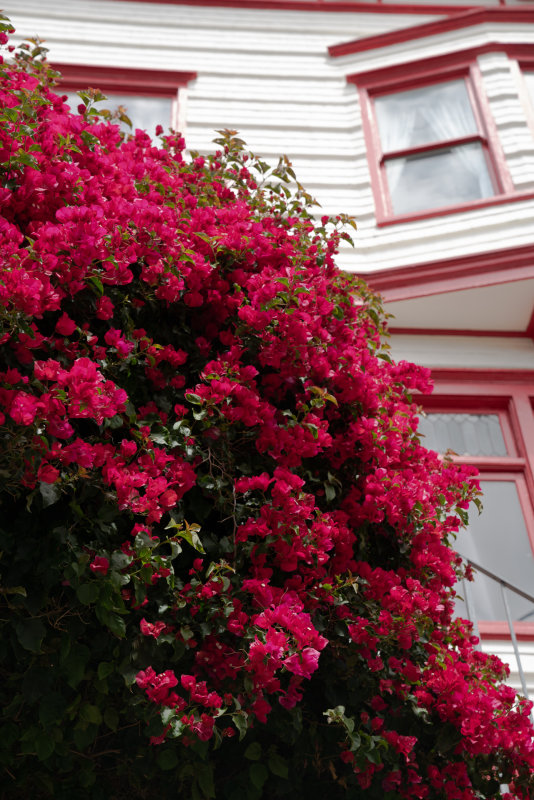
479;52;534;189
389;335;534;371
6;0;534;277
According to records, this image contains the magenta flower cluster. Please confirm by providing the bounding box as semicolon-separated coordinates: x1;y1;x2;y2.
1;23;533;798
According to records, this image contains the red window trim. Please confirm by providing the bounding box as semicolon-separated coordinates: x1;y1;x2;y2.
97;0;479;17
51;63;197;97
355;55;513;224
478;622;534;642
389;328;534;339
374;188;534;228
420;378;534;639
329;8;534;59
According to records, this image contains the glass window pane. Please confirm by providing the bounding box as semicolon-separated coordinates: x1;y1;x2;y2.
455;481;534;622
375;79;477;151
63;91;172;136
386;143;494;215
418;413;508;456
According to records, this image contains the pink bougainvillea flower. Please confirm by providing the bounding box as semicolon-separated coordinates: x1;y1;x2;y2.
37;462;60;484
89;556;109;576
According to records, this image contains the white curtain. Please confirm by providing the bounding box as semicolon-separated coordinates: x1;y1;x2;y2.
374;100;418;194
375;80;493;200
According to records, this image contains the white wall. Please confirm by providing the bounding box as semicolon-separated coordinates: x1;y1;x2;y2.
6;0;534;275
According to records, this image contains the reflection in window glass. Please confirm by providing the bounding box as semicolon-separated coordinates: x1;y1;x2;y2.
455;481;534;622
63;91;173;136
418;413;508;457
385;144;493;215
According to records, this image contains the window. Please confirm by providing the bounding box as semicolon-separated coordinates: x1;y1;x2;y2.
349;53;514;224
373;80;494;216
52;63;197;136
418;381;534;639
62;90;174;136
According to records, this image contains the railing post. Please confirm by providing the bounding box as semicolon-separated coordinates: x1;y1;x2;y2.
499;582;534;724
461;575;481;648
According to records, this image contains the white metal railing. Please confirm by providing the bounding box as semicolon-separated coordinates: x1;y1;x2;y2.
459;556;534;722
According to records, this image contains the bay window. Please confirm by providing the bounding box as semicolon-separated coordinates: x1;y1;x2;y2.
349;53;513;224
418;387;534;637
373;79;495;216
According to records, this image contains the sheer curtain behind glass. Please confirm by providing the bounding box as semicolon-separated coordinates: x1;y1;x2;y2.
374;80;494;213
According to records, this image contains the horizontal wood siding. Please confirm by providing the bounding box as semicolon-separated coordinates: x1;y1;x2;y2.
5;0;534;276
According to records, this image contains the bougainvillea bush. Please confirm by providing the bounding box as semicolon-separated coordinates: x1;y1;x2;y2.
1;20;533;800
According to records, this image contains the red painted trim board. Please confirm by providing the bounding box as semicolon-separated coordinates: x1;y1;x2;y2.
388;328;531;338
375;190;534;228
428;369;534;384
478;622;534;641
99;0;477;16
52;63;197;95
362;244;534;302
347;45;534;92
330;8;534;58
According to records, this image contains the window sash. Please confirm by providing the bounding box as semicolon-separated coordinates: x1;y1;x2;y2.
455;475;534;624
418;394;534;635
351;55;513;223
374;78;478;153
371;77;496;216
62;90;174;136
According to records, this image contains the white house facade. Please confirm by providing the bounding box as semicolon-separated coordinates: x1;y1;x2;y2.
6;0;534;700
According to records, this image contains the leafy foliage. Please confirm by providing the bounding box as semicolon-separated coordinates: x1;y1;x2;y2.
0;19;533;800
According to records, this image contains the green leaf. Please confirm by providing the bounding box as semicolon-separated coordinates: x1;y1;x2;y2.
157;749;178;771
1;585;26;597
87;275;104;296
77;582;100;605
97;608;126;638
35;731;55;761
111;551;133;569
97;661;115;680
39;692;66;728
325;483;336;503
231;712;248;741
80;703;102;725
14;618;46;653
62;644;90;688
73;725;98;750
249;763;268;791
104;706;119;731
268;752;289;778
39;481;60;507
165;518;205;554
198;764;215;798
244;742;262;760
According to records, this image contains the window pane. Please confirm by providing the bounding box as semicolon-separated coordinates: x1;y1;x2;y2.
455;481;534;622
375;79;477;151
386;143;494;215
63;91;172;135
418;413;508;457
